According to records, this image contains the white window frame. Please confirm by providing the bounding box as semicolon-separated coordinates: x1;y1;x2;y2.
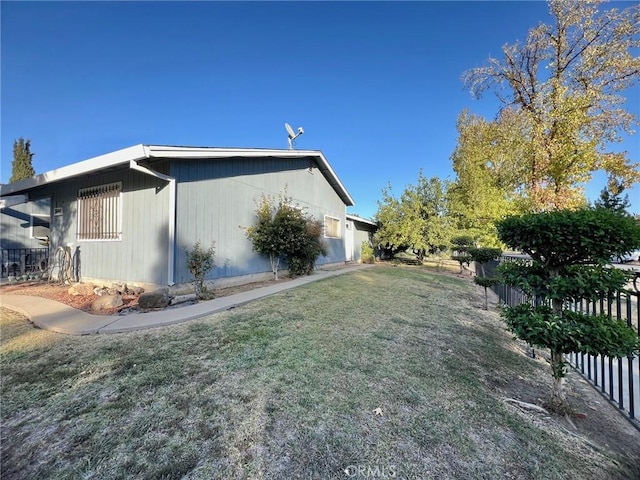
324;215;341;239
77;182;123;241
29;214;50;240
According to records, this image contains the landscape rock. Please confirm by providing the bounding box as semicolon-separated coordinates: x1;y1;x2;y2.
170;293;197;306
91;294;123;311
138;288;171;309
168;283;195;296
68;283;96;296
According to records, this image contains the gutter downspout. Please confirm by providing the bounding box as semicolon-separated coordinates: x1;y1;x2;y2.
129;159;176;285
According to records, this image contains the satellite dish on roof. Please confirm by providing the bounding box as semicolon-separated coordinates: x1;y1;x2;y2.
285;122;304;150
285;123;295;139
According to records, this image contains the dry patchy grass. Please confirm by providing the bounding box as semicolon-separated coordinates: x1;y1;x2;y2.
1;266;638;479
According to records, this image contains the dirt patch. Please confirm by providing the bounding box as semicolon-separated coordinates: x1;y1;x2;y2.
1;282;105;312
0;276;296;316
498;347;640;469
562;374;640;464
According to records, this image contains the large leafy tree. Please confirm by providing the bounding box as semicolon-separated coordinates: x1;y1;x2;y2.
374;172;452;261
462;0;640;211
497;207;640;411
10;138;35;183
448;110;525;245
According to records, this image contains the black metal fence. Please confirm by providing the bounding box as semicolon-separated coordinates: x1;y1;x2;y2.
1;248;50;278
485;255;640;429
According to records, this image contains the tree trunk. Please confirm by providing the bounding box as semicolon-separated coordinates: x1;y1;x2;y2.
549;349;568;411
270;255;280;281
547;289;569;411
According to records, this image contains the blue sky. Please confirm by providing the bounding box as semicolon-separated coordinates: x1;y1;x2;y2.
2;1;638;219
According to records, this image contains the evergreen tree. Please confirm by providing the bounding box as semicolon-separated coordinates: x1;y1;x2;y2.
10;138;35;183
594;180;631;215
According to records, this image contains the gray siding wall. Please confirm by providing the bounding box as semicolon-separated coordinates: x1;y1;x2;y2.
353;226;374;262
172;156;347;284
1;197;50;249
33;164;171;285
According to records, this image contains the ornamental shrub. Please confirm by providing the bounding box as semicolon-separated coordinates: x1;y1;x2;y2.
496;207;640;411
450;235;475;273
361;241;375;264
185;241;216;299
244;193;327;280
469;247;502;309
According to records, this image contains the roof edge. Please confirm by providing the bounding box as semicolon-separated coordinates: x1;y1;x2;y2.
1;144;148;196
0;144;355;207
346;214;377;227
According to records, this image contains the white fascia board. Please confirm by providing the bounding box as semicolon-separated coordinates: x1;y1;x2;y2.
313;151;355;207
0;144;148;197
346;214;377;227
145;145;355;206
146;145;318;159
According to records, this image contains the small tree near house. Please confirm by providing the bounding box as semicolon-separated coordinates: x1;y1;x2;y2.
286;217;327;277
496;207;640;412
244;193;327;280
185;241;216;299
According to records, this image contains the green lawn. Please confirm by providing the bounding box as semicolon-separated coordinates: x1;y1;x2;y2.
1;266;638;479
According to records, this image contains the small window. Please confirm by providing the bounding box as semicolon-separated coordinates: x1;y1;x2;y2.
77;183;122;241
324;215;341;239
30;215;50;240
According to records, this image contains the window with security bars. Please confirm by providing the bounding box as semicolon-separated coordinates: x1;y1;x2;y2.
77;183;122;240
324;215;341;238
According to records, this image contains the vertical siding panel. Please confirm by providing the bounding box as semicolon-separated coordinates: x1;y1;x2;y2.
208;161;215;259
125;171;135;281
189;161;198;242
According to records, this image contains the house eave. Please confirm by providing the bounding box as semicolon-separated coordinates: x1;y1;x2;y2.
346;214;377;228
0;144;148;196
0;144;355;207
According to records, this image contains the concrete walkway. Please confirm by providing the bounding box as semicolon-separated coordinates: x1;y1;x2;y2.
0;264;372;335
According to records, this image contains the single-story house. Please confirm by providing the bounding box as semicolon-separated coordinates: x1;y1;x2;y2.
0;144;359;288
